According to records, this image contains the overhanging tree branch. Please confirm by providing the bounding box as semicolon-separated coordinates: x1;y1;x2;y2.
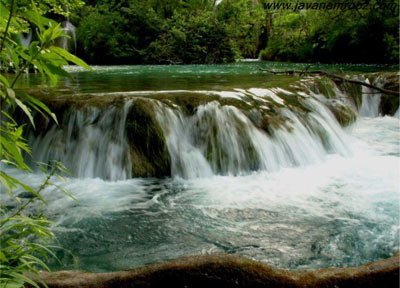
259;67;399;96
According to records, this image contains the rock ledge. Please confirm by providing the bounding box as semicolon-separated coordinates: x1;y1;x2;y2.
36;254;399;288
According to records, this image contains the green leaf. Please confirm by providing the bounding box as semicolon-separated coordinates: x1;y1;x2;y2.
17;92;58;125
27;0;43;32
0;2;10;18
42;61;71;79
15;98;35;128
0;251;7;262
52;183;76;201
0;111;15;123
6;87;15;99
0;139;26;170
0;74;10;87
21;254;50;271
36;59;59;85
50;46;92;70
7;272;41;288
23;11;57;30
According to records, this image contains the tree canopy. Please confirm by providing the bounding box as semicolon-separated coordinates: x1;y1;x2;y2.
69;0;399;64
72;0;266;64
260;0;399;64
6;0;399;64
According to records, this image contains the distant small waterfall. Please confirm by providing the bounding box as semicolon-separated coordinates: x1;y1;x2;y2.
18;30;32;48
61;20;77;53
359;79;381;117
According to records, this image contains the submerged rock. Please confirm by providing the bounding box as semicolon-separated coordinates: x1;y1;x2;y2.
35;254;399;288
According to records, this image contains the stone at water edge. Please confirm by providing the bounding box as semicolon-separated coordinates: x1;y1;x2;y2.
33;254;399;288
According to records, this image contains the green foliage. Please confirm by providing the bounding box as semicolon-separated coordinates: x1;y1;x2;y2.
76;1;163;64
0;0;83;44
74;0;265;64
216;0;265;58
260;0;399;63
18;0;397;64
0;162;69;288
148;12;236;64
0;0;90;287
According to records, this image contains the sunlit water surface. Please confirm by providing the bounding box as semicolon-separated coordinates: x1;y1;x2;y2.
12;61;398;94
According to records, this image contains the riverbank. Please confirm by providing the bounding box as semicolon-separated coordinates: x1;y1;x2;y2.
35;254;399;288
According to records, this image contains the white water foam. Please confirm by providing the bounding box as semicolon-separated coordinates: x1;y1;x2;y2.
29;101;133;181
154;92;350;178
359;78;382;117
2;116;398;272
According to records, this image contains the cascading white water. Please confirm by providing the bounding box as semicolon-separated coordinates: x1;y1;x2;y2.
4;67;398;272
61;20;77;52
29;101;133;181
154;104;213;179
359;78;381;117
27;88;353;180
154;90;351;179
18;30;32;48
8;114;398;272
395;107;400;117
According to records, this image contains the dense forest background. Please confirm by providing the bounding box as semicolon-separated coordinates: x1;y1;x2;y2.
55;0;399;64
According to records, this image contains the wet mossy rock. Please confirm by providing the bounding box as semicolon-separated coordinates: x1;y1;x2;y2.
312;78;338;99
374;72;400;116
126;99;171;177
35;254;399;288
246;109;293;135
175;94;219;115
336;80;362;109
300;78;357;126
325;100;357;127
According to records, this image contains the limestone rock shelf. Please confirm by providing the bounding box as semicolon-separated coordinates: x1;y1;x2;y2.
36;254;399;288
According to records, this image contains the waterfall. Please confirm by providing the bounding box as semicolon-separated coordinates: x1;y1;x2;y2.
18;30;32;48
154;93;350;179
157;99;350;178
29;101;133;181
27;87;353;181
61;20;77;53
9;69;399;273
395;107;400;118
359;79;381;117
154;104;213;179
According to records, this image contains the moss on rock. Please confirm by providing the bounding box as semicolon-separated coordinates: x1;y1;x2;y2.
326;100;357;126
312;77;337;99
377;72;399;116
339;81;362;109
126;99;171;177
